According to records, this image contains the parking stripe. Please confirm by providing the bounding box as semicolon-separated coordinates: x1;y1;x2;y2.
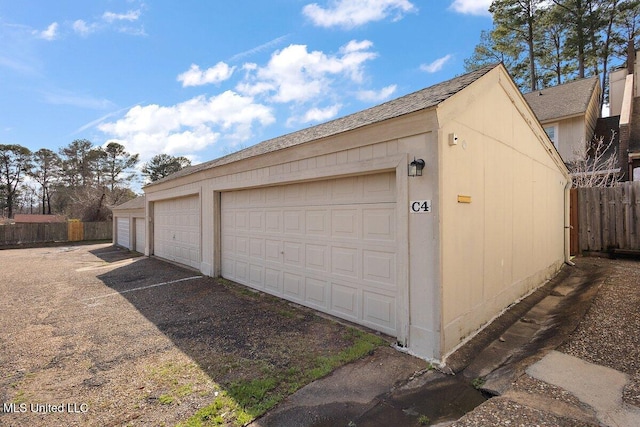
82;276;203;301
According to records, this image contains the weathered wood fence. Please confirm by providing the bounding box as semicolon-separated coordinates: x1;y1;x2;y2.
576;181;640;253
0;222;112;247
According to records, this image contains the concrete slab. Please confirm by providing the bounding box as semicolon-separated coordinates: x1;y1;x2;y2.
527;350;640;426
249;346;427;427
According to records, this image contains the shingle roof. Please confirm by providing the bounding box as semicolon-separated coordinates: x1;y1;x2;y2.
523;77;599;123
146;63;500;187
113;195;145;211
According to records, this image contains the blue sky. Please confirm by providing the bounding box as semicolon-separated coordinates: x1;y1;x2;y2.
0;0;493;168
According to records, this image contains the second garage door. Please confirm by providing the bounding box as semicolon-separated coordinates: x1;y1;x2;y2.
154;195;201;269
221;172;398;335
135;217;145;253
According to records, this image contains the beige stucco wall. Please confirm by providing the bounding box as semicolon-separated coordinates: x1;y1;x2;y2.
436;66;569;357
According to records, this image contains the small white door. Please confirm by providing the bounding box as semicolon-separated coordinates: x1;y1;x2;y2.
116;217;130;249
153;196;201;269
135;217;145;253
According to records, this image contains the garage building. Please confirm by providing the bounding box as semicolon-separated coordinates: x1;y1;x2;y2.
141;64;571;362
112;195;146;254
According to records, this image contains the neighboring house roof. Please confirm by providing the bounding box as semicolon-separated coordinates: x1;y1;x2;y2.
147;63;500;187
113;196;145;211
13;214;67;223
523;76;599;122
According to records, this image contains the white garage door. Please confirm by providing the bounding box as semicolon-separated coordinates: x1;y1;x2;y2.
221;172;398;335
154;195;201;269
116;217;130;248
135;217;145;253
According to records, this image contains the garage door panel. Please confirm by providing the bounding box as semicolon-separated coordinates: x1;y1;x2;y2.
363;250;396;287
306;180;329;202
283;242;303;266
284;272;303;300
249;211;263;231
331;283;359;319
363;291;395;333
250;238;264;258
221;172;397;335
265;268;282;292
305;277;328;309
305;244;328;272
363;208;396;241
286;183;305;202
265;211;282;232
236;237;249;256
284;210;304;234
117;218;130;248
265;240;282;263
154;196;200;269
332;209;359;239
249;265;264;288
363;173;395;200
305;210;328;236
135;218;145;253
333;176;359;197
331;247;359;278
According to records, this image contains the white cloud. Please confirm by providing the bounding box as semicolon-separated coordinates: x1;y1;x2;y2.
72;20;97;37
238;40;377;103
449;0;492;16
103;10;142;23
420;54;453;73
70;8;145;38
177;62;236;87
297;104;342;125
303;0;416;28
35;22;58;40
357;84;397;102
98;91;274;160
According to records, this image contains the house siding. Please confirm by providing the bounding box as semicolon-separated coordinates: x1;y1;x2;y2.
437;67;569;357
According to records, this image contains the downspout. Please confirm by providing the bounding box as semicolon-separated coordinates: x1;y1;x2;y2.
564;179;575;266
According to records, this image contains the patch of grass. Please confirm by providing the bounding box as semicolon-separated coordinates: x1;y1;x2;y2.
471;377;485;390
13;390;27;404
418;414;431;425
158;394;174;405
179;327;386;427
145;361;214;408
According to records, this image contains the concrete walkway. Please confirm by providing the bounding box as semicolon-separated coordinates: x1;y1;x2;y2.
527;350;640;427
251;257;640;427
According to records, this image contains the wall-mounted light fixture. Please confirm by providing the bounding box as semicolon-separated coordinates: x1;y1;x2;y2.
408;158;425;177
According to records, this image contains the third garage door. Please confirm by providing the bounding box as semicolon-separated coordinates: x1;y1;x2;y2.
221;172;398;335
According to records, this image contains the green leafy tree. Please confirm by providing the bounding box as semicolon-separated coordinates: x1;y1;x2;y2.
101;142;140;192
489;0;546;91
0;144;32;218
59;139;101;187
142;154;191;183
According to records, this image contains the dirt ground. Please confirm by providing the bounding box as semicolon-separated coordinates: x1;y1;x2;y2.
0;243;388;427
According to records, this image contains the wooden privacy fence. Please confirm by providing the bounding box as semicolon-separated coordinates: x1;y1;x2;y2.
576;181;640;253
0;221;112;246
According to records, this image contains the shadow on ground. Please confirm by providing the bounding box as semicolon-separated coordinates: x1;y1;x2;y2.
89;246;403;424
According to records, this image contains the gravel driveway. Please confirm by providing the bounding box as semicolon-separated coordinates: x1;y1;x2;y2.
0;243;386;426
